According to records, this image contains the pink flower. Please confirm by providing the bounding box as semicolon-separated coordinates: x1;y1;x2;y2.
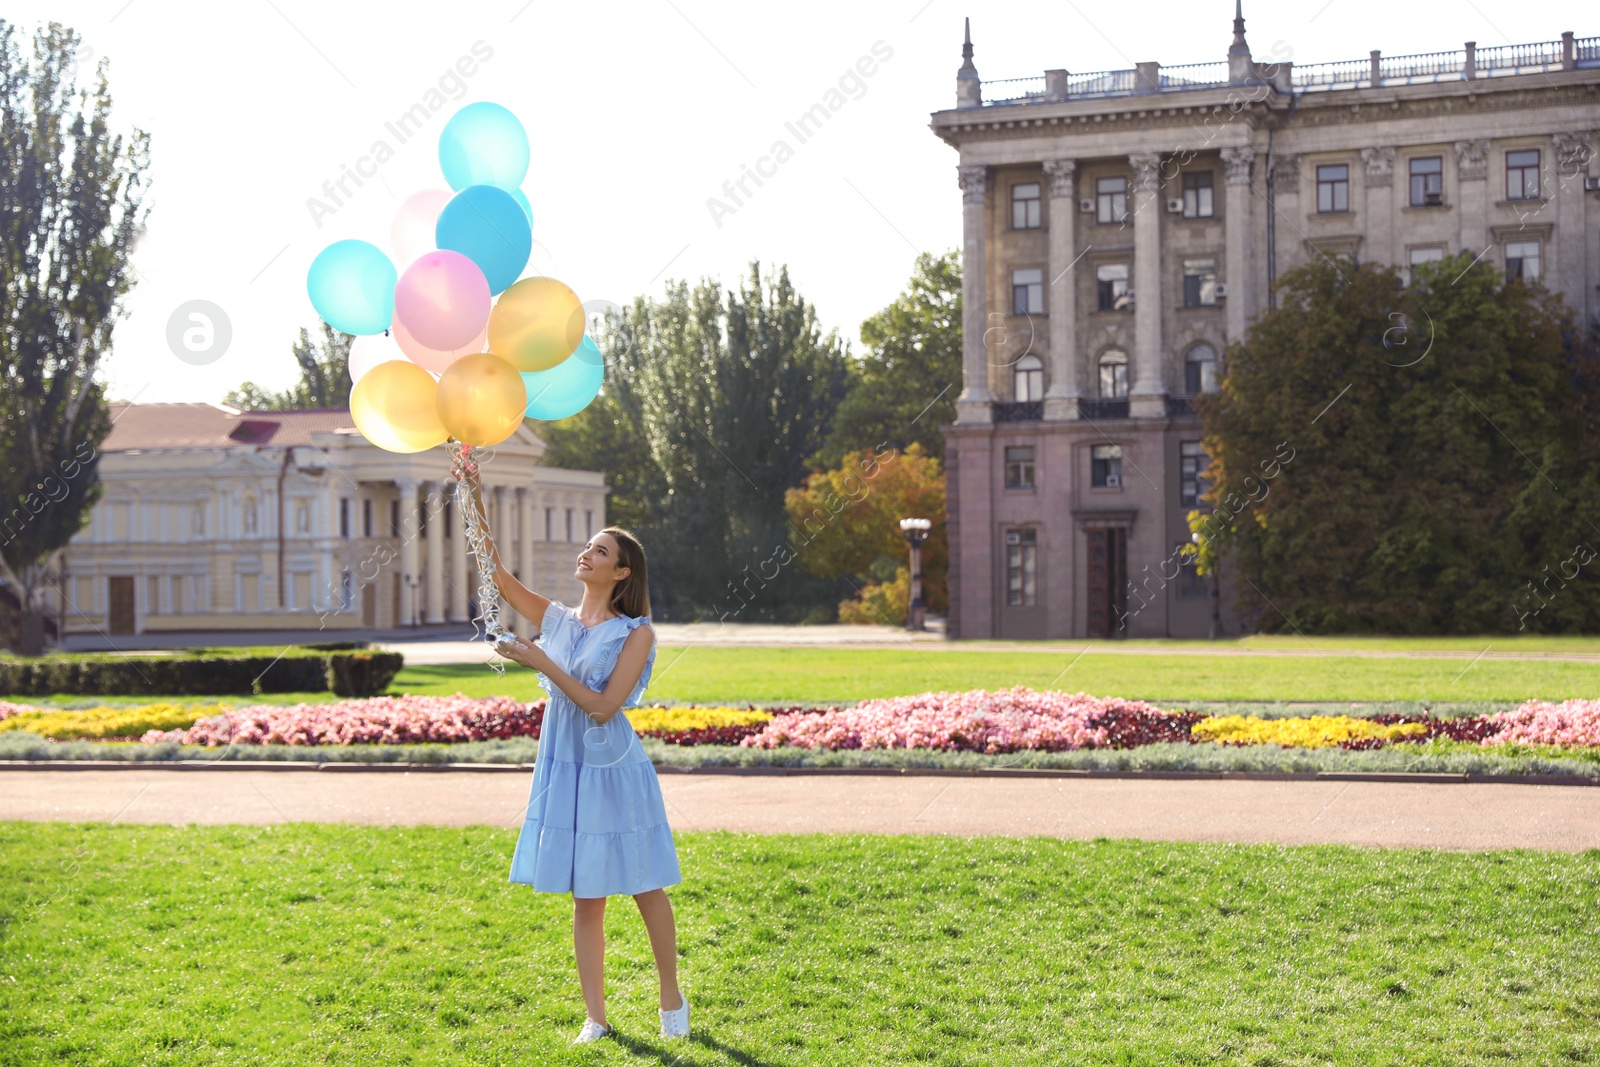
1481;700;1600;748
140;695;545;747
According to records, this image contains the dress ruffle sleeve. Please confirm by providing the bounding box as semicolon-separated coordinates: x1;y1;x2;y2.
583;615;657;708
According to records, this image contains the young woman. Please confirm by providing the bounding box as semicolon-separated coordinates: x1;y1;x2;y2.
469;474;686;1044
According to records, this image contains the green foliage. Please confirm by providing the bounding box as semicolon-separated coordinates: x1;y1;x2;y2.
3;823;1596;1064
223;323;352;410
0;647;401;696
543;264;848;621
0;22;149;645
818;250;961;467
1197;253;1600;634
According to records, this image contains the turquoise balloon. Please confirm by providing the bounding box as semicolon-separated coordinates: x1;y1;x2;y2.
435;185;531;294
512;188;533;225
438;102;530;192
306;240;395;335
521;336;604;420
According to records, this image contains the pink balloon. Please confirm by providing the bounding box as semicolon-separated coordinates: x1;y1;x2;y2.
393;250;491;352
393;315;487;375
390;189;452;267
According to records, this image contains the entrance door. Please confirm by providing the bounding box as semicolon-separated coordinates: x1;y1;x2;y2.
108;576;136;635
361;583;377;627
1085;528;1127;638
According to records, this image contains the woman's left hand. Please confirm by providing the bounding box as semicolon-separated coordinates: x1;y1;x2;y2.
494;634;549;672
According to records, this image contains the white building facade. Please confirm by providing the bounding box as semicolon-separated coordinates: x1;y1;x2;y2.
52;404;607;638
933;14;1600;639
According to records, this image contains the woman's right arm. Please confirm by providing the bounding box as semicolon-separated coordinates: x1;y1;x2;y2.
460;471;553;634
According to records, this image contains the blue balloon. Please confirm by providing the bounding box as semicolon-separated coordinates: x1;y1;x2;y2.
521;336;604;420
306;240;395;335
512;187;533;226
435;185;531;294
438;102;530;192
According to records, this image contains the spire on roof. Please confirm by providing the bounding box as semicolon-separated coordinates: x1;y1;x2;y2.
959;17;977;76
1229;0;1249;55
956;17;981;107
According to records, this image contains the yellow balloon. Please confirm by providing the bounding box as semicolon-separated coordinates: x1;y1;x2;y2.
487;276;584;372
436;352;528;446
349;360;449;454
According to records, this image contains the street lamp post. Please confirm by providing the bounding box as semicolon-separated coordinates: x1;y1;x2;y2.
899;517;932;632
403;574;423;628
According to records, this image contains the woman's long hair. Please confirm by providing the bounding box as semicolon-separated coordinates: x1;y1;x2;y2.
601;526;651;619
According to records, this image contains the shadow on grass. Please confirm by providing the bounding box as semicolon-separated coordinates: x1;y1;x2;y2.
611;1028;780;1066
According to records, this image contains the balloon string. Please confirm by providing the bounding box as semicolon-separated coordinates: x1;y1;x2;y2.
450;441;509;675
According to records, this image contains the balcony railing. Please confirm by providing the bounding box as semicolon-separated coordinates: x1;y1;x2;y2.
992;400;1043;422
977;34;1597;107
1165;395;1198;417
1078;398;1130;420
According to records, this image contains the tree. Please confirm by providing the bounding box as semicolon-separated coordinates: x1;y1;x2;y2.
542;264;849;621
0;22;149;652
785;442;947;622
224;323;351;410
1193;253;1600;634
816;251;961;468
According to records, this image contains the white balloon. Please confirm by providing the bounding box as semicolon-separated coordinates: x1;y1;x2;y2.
389;189;452;268
349;331;406;386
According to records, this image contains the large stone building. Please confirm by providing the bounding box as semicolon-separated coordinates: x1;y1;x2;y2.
48;404;606;639
933;12;1599;639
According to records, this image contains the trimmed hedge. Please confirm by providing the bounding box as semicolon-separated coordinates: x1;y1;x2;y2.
0;648;403;698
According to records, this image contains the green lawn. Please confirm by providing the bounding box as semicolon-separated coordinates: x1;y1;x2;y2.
394;646;1600;705
1;823;1595;1066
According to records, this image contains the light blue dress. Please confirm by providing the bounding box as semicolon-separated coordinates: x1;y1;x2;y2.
507;600;681;897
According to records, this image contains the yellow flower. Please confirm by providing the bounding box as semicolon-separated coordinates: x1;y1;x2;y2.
1190;714;1427;748
623;706;774;732
0;703;226;740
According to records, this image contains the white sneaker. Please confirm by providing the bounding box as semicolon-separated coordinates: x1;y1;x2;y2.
573;1018;612;1044
659;994;690;1039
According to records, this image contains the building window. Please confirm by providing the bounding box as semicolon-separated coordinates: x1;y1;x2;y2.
1011;268;1043;315
1184;344;1218;395
1011;182;1041;229
1407;246;1444;284
171;575;184;614
1096;263;1130;311
192;504;205;536
295;503;310;534
1091;444;1123;488
1013;354;1044;401
585;509;594;538
1177;547;1208;598
362;499;373;538
1004;446;1035;489
1096;176;1128;224
1005;528;1037;606
339;498;351;539
1180;441;1210;507
1505;240;1541;281
545;507;553;541
389;500;401;538
443;499;453;538
565;508;574;542
1098;351;1129;399
1182;172;1214;218
1409;156;1443;206
147;576;160;615
1182;258;1217;307
1506;149;1540;200
1316;164;1349;213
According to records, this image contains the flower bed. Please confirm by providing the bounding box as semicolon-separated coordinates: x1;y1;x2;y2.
1193;714;1429;749
1481;700;1600;748
0;703;224;740
143;696;544;746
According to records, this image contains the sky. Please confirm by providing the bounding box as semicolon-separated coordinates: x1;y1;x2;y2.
7;0;1590;404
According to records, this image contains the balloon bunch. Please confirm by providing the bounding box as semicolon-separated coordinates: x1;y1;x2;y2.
305;102;605;454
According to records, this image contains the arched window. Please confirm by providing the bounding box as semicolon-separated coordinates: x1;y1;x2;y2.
1185;344;1218;394
1013;354;1044;401
1098;350;1129;399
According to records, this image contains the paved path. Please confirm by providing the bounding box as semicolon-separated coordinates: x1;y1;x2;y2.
4;768;1595;852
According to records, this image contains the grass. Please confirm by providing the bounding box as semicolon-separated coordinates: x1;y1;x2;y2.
1;822;1596;1066
392;647;1600;705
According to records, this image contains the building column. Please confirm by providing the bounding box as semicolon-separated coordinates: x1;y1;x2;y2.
1453;139;1490;260
1269;154;1301;306
956;163;993;423
1552;133;1592;314
516;487;536;638
1361;146;1396;266
1042;159;1080;420
1221;146;1255;346
1128;152;1166;417
424;482;445;624
395;478;419;628
448;481;469;623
